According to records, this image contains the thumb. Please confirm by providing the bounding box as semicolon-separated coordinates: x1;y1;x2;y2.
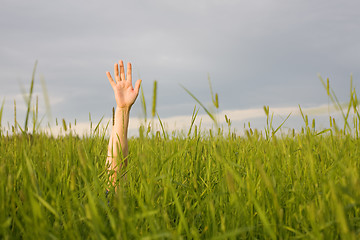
134;79;142;95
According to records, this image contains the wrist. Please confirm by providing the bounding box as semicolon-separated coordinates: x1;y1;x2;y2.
116;106;131;113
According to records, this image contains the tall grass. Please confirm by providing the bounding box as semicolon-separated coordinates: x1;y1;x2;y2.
0;69;359;239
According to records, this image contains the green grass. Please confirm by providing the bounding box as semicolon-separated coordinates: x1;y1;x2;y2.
0;70;360;239
1;123;360;239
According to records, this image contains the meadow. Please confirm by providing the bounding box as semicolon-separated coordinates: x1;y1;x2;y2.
0;73;360;239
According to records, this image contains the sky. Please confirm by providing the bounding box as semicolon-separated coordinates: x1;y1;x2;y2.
1;0;359;135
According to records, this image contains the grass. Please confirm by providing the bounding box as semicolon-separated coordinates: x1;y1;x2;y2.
0;69;360;239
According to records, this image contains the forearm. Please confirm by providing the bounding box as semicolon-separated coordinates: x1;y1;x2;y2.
106;107;130;182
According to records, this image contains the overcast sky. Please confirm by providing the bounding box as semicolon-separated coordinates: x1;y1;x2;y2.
1;0;359;134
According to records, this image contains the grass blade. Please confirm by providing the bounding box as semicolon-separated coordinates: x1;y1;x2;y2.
24;60;38;132
180;84;216;124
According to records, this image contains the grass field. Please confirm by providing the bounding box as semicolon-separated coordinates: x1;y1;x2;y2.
0;74;360;239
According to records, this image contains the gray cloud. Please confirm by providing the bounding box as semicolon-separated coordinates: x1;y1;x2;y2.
1;0;359;128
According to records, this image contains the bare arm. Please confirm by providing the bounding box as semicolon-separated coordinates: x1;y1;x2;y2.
106;60;141;187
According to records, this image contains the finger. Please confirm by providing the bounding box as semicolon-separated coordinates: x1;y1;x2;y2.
127;62;132;84
119;60;125;81
114;63;120;82
106;72;116;87
134;79;142;96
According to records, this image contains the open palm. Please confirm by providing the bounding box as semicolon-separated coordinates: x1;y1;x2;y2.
106;60;141;109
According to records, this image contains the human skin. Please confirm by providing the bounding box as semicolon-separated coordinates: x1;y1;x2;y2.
106;60;141;188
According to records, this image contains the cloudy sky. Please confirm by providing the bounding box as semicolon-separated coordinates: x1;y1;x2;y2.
1;0;359;135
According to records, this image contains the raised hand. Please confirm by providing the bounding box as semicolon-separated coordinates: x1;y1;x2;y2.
106;60;142;109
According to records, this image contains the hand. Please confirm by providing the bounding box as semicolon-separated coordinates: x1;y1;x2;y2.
106;60;142;109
